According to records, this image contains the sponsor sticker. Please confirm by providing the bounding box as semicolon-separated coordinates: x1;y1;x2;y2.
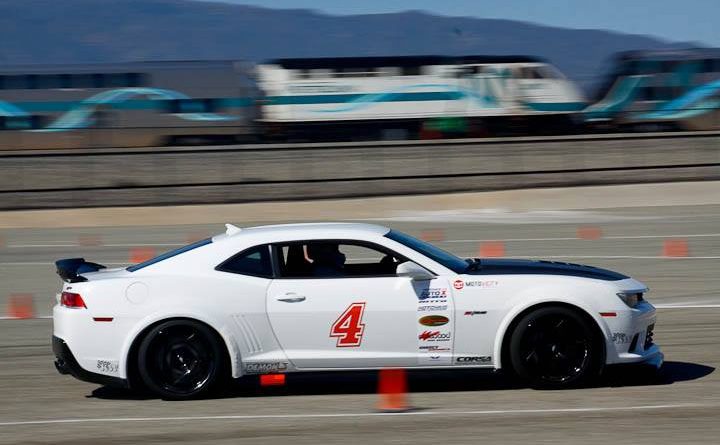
453;279;464;290
96;360;119;374
418;330;451;342
612;332;631;344
456;356;492;364
244;362;288;374
418;315;449;326
419;345;451;351
464;311;487;316
463;280;499;289
418;304;448;312
418;288;448;302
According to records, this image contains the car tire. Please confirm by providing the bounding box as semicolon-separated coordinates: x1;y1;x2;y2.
137;319;227;400
508;306;603;389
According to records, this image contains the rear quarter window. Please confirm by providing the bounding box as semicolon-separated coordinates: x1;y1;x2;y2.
216;245;273;278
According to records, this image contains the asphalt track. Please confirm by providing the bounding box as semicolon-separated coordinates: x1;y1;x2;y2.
1;199;719;443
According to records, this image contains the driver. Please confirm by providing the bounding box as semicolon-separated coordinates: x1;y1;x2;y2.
306;243;346;277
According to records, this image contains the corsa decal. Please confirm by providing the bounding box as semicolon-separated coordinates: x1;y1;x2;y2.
330;302;366;347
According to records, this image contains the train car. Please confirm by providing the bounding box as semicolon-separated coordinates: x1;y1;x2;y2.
256;55;586;140
584;49;720;131
0;61;259;150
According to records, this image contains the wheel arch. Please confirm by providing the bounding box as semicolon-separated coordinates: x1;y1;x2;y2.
494;300;609;371
123;315;239;389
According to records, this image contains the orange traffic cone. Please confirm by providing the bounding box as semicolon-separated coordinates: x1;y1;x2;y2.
7;294;34;319
129;247;156;264
663;239;689;257
479;241;505;258
377;368;410;412
577;226;603;240
420;229;445;242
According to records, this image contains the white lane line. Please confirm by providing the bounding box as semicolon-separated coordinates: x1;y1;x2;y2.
105;243;183;248
0;316;52;320
445;233;720;243
6;233;720;249
460;255;720;260
6;244;78;248
0;404;708;427
0;262;128;266
532;255;720;259
7;243;182;249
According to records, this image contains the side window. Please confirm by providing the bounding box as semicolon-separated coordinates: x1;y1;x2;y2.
275;241;404;278
216;245;273;278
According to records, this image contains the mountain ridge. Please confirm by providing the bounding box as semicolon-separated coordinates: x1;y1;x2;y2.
0;0;698;93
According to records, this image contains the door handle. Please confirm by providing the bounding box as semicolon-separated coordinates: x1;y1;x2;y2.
276;295;306;303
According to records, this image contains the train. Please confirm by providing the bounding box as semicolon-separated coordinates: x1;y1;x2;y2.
0;50;718;149
584;48;720;131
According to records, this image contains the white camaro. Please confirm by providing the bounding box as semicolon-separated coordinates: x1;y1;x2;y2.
53;223;663;399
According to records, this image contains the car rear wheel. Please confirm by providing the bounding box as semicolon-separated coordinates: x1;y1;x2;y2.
137;320;226;400
508;306;603;389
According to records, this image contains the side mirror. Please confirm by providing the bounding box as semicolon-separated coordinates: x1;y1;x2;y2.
396;261;434;281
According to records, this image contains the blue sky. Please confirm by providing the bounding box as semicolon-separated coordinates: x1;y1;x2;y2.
202;0;719;46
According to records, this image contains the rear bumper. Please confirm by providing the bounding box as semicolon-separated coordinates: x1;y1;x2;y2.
52;336;128;388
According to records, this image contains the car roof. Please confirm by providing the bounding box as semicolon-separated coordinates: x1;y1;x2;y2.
215;222;391;244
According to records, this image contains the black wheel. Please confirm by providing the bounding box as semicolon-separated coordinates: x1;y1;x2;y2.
509;306;603;389
137;320;227;400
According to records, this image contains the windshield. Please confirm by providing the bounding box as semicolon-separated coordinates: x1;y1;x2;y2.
385;229;468;273
127;238;213;272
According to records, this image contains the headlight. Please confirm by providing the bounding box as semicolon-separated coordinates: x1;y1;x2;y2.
616;289;647;308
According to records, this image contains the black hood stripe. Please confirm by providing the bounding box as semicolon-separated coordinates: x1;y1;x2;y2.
467;259;628;281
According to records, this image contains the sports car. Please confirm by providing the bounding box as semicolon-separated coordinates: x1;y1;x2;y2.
53;223;663;399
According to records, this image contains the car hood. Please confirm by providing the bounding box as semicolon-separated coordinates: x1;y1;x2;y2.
467;259;628;281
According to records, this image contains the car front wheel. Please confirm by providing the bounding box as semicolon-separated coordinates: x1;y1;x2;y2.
508;306;603;388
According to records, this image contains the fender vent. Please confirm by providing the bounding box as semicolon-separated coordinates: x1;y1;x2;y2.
232;315;263;354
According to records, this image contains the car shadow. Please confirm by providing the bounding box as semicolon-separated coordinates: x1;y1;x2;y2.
600;360;715;387
88;361;714;401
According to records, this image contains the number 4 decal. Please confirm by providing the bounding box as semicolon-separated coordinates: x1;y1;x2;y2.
330;302;366;347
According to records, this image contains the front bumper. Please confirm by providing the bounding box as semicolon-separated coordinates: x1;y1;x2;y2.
605;301;664;368
52;336;128;388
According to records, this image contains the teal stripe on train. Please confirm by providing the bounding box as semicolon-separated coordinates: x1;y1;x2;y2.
14;97;254;113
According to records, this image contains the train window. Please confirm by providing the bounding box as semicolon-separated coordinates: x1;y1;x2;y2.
537;66;563;79
334;67;376;77
166;98;217;114
519;67;544;79
126;73;146;87
401;66;421;76
69;74;96;89
661;61;677;73
3;76;30;89
35;74;69;89
0;115;45;130
104;73;132;88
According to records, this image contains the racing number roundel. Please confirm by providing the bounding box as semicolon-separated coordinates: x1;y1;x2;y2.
330;302;366;347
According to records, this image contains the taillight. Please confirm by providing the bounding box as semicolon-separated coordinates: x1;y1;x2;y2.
60;292;86;308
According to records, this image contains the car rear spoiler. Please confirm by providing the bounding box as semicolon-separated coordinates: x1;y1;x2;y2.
55;258;106;282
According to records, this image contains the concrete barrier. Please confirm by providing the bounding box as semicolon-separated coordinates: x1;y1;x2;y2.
1;133;718;209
